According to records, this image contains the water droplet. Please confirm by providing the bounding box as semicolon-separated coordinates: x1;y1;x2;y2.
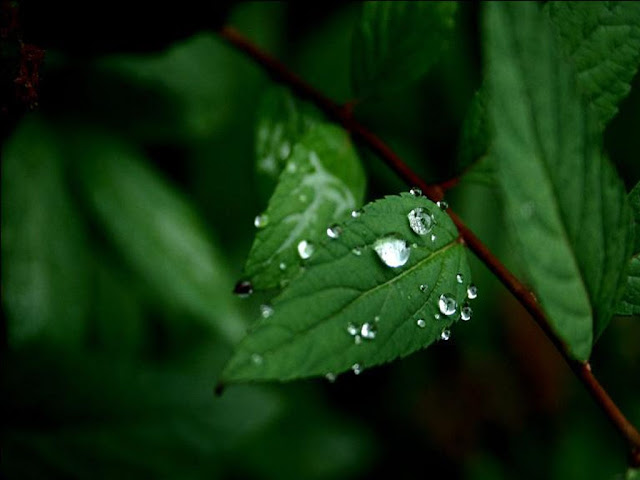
251;353;264;365
352;246;362;256
467;284;478;300
352;363;362;375
374;315;381;323
416;318;426;328
437;200;449;210
297;240;314;259
327;224;342;239
233;280;253;297
431;234;437;242
434;313;441;320
456;273;464;284
351;209;361;218
419;284;428;293
461;304;472;321
254;214;269;228
299;194;308;202
354;335;362;345
438;294;458;316
361;322;377;340
411;242;418;248
260;304;274;319
279;262;287;271
325;372;336;383
409;187;422;197
373;235;410;268
407;207;433;235
347;323;359;336
440;329;451;341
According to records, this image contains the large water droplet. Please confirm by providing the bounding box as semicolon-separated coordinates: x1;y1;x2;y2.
409;187;422;197
373;235;410;268
352;363;362;375
440;329;451;341
461;304;472;321
419;284;428;293
260;304;274;319
351;209;362;218
408;207;433;235
437;200;448;210
297;240;314;259
361;322;377;340
456;273;464;284
467;284;478;300
327;224;342;239
251;353;264;365
233;280;253;297
254;214;269;228
438;294;457;316
416;318;426;328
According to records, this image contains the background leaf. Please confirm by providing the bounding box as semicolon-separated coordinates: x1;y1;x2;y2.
1;116;91;347
225;193;473;382
547;1;640;129
244;123;366;291
484;2;633;360
350;1;457;99
616;182;640;315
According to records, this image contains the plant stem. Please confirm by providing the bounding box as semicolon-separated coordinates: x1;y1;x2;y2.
218;25;640;463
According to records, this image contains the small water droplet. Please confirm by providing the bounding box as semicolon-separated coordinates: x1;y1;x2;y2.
254;214;269;228
456;273;464;284
461;304;472;321
251;353;264;365
327;224;342;239
297;240;315;259
352;363;362;375
325;372;336;383
361;322;377;340
352;246;362;256
434;313;441;320
411;242;418;248
299;194;308;202
407;207;433;235
354;335;362;345
351;209;361;218
347;323;358;336
438;294;457;316
419;284;428;293
233;280;253;297
431;234;437;242
437;200;449;210
260;304;274;319
373;235;410;268
279;262;287;271
409;187;422;197
416;318;426;328
467;284;478;300
374;315;381;323
440;329;451;341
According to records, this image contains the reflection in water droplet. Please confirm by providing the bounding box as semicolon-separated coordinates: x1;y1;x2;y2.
352;363;362;375
233;280;253;297
456;273;464;284
408;207;433;235
419;284;428;293
254;214;269;228
437;201;449;210
251;353;264;365
325;372;336;383
327;224;342;239
373;235;410;268
467;284;478;300
351;209;361;218
410;187;422;197
297;240;314;259
416;318;426;328
352;246;362;256
438;294;457;316
361;322;377;340
260;304;274;318
461;304;472;321
440;329;451;341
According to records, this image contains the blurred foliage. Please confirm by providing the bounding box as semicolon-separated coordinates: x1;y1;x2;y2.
2;2;640;479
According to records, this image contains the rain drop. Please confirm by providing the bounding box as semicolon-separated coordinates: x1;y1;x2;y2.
434;313;441;320
354;335;362;345
409;187;422;197
456;273;464;284
297;240;315;259
351;209;361;218
254;214;269;228
374;315;381;323
373;235;410;268
279;262;287;271
431;234;437;242
346;323;359;336
437;200;449;210
438;294;457;316
352;363;362;375
467;284;478;300
461;304;473;321
352;246;362;256
361;322;377;340
260;304;274;319
407;207;433;235
440;329;451;341
419;284;428;293
325;372;337;383
327;224;342;239
251;353;264;365
416;318;426;328
233;280;253;297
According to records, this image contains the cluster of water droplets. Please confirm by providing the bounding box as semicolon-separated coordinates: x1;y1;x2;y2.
346;318;379;345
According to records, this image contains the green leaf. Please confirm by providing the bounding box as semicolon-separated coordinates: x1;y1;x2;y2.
224;193;472;383
1;116;91;347
628;468;640;480
351;1;457;99
547;1;640;128
244;123;366;291
484;2;633;360
72;129;246;342
616;182;640;315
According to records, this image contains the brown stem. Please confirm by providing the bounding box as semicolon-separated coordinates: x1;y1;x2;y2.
218;25;640;459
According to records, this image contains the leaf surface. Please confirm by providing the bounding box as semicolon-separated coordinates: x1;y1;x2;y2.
616;182;640;316
225;193;473;382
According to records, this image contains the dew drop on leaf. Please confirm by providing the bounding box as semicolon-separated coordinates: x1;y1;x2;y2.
279;262;287;271
467;284;478;300
461;304;472;321
360;322;377;340
297;240;315;259
251;353;264;365
456;273;464;283
352;363;362;375
352;246;363;256
416;318;426;328
326;224;342;239
436;200;448;210
440;329;451;341
431;234;437;242
419;284;428;292
409;187;422;197
254;214;269;228
407;207;433;235
438;294;457;316
260;304;274;319
346;323;358;336
351;209;362;218
373;235;410;268
325;372;336;383
434;313;441;320
233;280;253;297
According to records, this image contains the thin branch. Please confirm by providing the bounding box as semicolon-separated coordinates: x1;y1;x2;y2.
218;25;640;463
